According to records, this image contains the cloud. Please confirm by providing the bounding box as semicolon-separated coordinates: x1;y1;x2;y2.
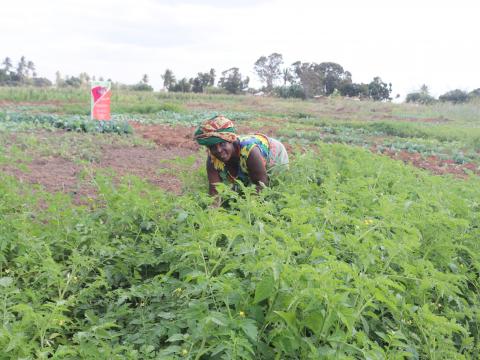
1;0;479;95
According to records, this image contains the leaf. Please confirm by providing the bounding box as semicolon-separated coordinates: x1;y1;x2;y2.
158;311;176;320
207;312;228;327
166;333;185;342
241;319;258;341
0;277;13;287
274;311;297;331
303;311;324;335
254;272;275;303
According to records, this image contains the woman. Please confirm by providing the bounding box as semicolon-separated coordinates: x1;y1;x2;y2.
194;115;288;196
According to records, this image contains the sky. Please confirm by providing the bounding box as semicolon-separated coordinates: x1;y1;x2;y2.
1;0;479;99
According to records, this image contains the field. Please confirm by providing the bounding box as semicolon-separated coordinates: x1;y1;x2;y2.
0;88;479;359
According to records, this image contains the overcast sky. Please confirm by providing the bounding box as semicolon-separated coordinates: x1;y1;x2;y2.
2;0;479;99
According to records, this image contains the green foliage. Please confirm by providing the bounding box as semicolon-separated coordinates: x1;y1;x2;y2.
169;78;192;93
0;112;132;134
468;88;480;99
190;70;216;93
338;82;368;98
0;145;479;358
128;110;256;127
254;53;283;91
406;92;436;104
439;89;469;104
129;83;154;92
274;85;305;99
368;77;392;101
219;68;249;94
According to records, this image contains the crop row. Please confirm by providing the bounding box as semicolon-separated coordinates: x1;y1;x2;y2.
0;112;132;134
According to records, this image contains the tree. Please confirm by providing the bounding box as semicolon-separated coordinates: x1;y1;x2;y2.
291;61;351;98
439;89;469;103
141;74;149;84
191;70;216;93
169;78;192;92
405;92;436;104
130;83;153;91
254;53;283;91
55;71;64;87
368;77;392;101
16;56;27;80
208;68;216;86
468;88;480;99
26;61;35;78
317;62;348;95
218;67;249;94
2;57;12;74
274;84;305;99
64;76;82;87
282;68;294;86
338;82;368;98
291;62;324;98
161;69;176;90
78;72;91;86
33;77;52;87
405;84;435;104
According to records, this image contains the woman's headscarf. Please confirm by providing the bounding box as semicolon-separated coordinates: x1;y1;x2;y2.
194;115;237;146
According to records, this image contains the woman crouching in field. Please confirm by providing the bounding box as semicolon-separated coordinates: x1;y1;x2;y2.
194;115;289;196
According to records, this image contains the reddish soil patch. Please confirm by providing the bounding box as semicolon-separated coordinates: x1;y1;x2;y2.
372;146;479;178
92;145;198;194
130;122;200;151
129;120;283;148
1;126;204;201
2;156;84;193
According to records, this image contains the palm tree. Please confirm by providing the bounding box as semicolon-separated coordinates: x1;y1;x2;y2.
16;56;27;79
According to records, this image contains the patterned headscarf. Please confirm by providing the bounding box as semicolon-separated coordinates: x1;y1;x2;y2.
194;115;237;146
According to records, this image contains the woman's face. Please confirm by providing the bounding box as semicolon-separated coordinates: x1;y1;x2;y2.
209;141;235;162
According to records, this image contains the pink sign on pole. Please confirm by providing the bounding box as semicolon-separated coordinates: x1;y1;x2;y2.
90;81;111;120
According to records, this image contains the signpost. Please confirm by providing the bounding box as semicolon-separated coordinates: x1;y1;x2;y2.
90;81;111;120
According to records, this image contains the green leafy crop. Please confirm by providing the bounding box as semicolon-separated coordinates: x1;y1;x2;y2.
0;144;479;359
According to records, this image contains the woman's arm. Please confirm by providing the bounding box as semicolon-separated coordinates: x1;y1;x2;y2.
246;146;268;192
206;156;222;196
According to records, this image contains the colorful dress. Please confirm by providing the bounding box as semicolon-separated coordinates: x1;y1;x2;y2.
209;134;289;185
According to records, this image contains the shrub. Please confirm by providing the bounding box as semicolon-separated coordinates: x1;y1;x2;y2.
405;92;436;104
338;82;368;98
439;89;469;103
273;85;305;99
130;83;154;92
468;88;480;100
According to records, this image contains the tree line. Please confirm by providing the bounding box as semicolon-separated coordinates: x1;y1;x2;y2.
2;55;479;103
406;84;480;104
0;56;52;87
161;53;393;101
